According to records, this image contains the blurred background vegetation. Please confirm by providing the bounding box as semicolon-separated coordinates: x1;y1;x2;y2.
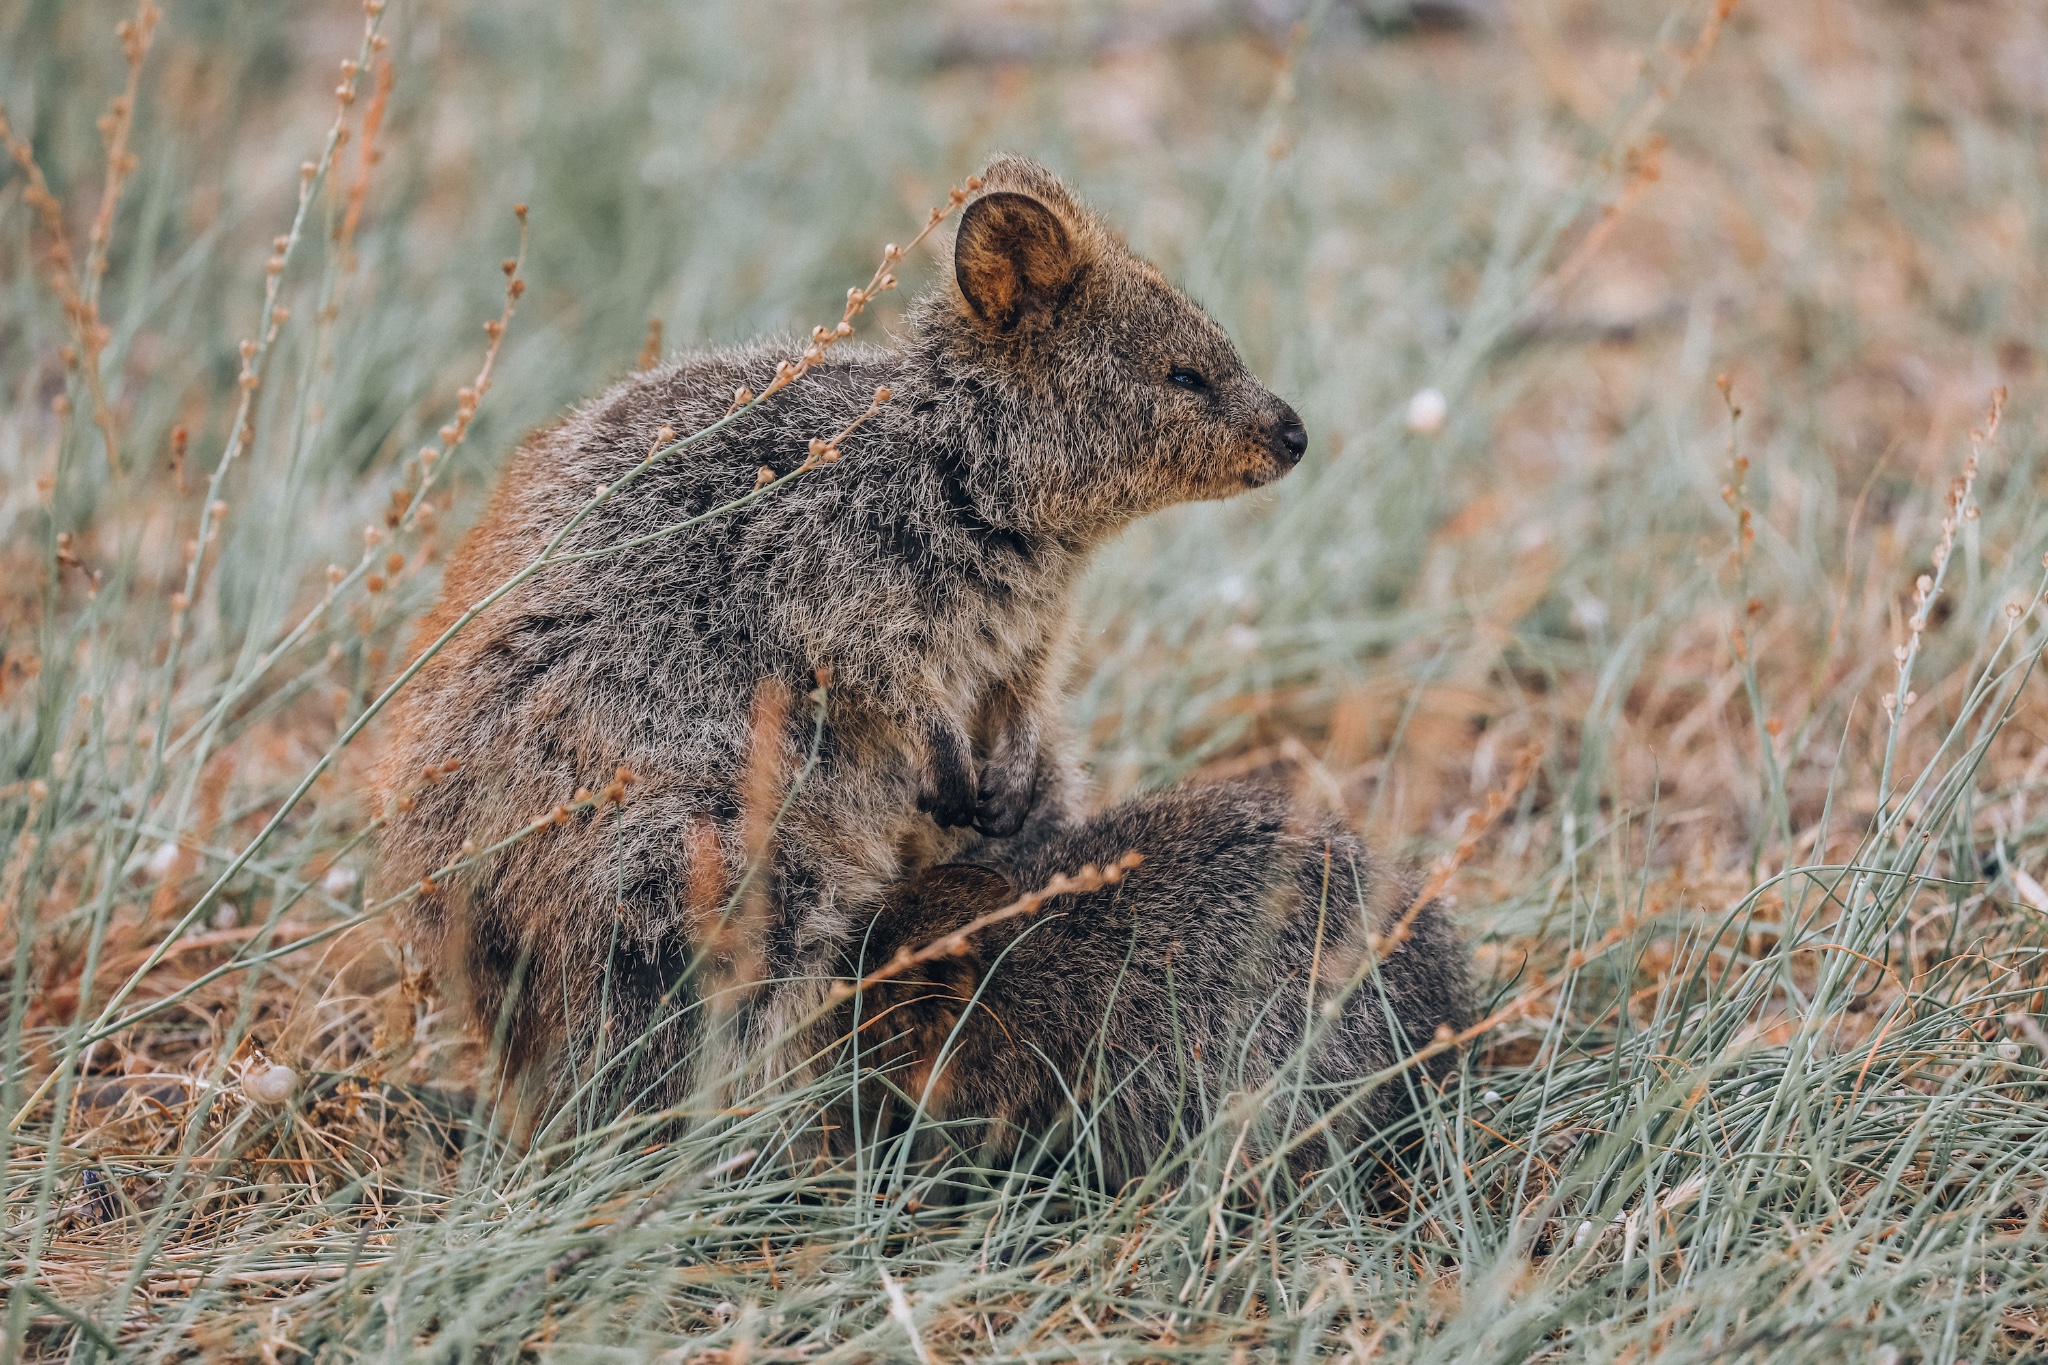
7;0;2048;1359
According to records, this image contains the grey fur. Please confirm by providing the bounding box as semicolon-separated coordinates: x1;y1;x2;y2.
840;783;1469;1189
375;156;1307;1110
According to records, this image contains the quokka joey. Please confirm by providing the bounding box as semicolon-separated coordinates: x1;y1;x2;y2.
840;783;1469;1188
376;156;1310;1110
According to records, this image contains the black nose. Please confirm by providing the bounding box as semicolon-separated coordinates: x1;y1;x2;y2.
1274;407;1307;465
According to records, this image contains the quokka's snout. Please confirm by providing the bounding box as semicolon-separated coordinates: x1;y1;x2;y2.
1249;397;1308;487
1160;356;1307;496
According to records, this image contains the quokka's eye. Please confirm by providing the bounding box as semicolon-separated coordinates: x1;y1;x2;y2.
1168;367;1210;392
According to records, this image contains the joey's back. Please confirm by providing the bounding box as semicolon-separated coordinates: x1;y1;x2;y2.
375;155;1308;1114
842;784;1469;1188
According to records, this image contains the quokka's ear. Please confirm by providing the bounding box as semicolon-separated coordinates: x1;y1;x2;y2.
954;191;1084;334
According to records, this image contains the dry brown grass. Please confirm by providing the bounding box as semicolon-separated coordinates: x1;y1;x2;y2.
6;0;2048;1359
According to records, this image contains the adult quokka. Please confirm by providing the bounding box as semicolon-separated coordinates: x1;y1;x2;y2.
376;156;1309;1114
840;784;1469;1190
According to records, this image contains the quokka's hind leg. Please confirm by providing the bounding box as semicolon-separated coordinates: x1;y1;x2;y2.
514;805;822;1136
546;928;706;1128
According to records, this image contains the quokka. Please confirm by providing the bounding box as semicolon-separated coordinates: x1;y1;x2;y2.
840;783;1469;1189
376;156;1309;1110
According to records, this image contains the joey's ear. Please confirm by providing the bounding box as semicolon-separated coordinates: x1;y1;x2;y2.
954;191;1084;333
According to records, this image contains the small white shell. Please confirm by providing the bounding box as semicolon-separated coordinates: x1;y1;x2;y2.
245;1063;298;1106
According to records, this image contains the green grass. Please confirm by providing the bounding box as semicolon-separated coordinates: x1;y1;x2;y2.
5;0;2048;1359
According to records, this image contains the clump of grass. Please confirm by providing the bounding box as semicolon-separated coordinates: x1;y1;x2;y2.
5;0;2048;1360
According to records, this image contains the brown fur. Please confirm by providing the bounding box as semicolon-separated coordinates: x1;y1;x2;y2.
374;156;1307;1113
836;784;1469;1189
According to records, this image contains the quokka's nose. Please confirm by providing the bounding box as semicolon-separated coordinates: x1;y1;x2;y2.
1273;405;1307;466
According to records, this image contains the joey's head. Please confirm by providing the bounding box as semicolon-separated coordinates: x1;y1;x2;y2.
915;155;1306;533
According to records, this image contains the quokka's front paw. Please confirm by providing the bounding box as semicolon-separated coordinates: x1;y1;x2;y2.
973;757;1038;838
917;752;980;830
